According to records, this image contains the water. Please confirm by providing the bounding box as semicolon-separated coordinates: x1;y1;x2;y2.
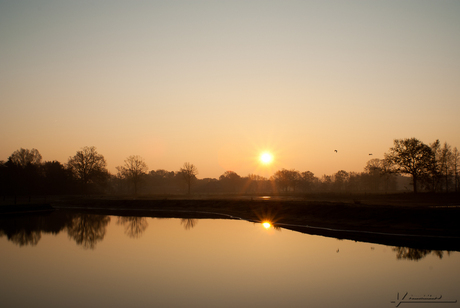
1;211;459;308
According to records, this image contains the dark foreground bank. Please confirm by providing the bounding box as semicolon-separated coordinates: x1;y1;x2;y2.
43;196;460;251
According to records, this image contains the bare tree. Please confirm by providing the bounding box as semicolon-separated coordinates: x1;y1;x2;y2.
384;138;434;193
180;162;198;195
272;169;300;193
117;155;148;195
67;146;108;191
453;147;459;192
438;142;453;192
9;148;42;167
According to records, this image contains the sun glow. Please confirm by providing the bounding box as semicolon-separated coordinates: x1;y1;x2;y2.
262;222;271;229
260;152;274;165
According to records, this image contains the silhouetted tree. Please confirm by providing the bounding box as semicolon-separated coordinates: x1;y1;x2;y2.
385;138;434;193
7;148;43;201
67;146;108;193
9;148;42;167
116;155;148;195
195;177;221;194
271;169;300;193
219;171;241;193
299;171;318;192
453;147;459;192
0;161;7;200
245;174;269;194
180;162;198;195
42;161;74;195
334;170;349;192
144;169;181;194
320;174;333;192
435;141;454;192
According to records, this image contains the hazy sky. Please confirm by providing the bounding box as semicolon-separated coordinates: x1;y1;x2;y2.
1;0;459;179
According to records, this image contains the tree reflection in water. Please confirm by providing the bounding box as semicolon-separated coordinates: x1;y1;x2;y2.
117;217;148;238
66;214;110;249
0;213;457;260
10;230;41;246
393;247;451;261
180;218;198;230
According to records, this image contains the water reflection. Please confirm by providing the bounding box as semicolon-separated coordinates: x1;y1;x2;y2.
393;247;451;261
117;217;148;238
252;203;283;231
181;218;198;230
11;229;42;246
0;211;456;261
0;212;70;246
67;214;110;249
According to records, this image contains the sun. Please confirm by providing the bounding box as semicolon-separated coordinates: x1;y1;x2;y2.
259;152;274;165
262;222;271;229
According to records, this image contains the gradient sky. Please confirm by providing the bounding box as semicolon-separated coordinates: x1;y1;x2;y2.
1;0;459;179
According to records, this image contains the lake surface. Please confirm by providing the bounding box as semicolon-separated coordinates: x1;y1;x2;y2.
1;211;459;308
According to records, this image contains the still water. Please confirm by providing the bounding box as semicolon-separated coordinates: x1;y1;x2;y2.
1;211;459;308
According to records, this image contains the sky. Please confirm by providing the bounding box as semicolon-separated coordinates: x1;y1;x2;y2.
1;0;459;179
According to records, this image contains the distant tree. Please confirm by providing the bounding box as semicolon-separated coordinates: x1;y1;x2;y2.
9;148;42;167
384;138;434;193
424;140;455;192
272;169;300;192
436;142;453;192
452;147;459;192
7;148;43;201
117;155;148;195
363;158;396;193
195;177;220;194
320;174;333;192
144;169;180;194
0;161;8;200
347;172;365;193
219;171;241;193
67;146;108;193
42;161;74;195
333;170;349;192
299;171;318;192
180;162;198;195
245;174;268;194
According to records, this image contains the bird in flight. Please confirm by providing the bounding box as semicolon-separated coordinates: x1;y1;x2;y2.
334;150;338;153
369;153;373;155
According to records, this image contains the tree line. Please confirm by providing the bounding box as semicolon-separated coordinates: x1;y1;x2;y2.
1;138;459;201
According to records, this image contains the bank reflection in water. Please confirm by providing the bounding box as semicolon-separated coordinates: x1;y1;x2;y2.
0;211;456;261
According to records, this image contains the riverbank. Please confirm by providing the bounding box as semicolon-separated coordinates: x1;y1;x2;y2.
47;194;460;251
